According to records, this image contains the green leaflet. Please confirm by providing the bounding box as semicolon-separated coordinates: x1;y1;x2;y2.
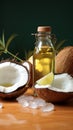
2;32;5;48
55;40;66;50
0;32;23;62
5;34;18;52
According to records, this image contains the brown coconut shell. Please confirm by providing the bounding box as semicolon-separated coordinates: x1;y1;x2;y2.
0;85;28;99
55;46;73;77
35;88;73;103
0;61;30;99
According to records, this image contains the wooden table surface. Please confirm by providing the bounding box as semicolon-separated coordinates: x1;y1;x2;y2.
0;91;73;130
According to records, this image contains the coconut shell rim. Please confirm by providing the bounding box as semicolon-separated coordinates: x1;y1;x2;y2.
0;85;28;99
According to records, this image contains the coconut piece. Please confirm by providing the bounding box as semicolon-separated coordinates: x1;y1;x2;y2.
35;73;73;103
55;46;73;77
0;61;29;99
22;61;33;87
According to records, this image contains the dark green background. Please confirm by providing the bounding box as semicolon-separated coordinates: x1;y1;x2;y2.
0;0;73;60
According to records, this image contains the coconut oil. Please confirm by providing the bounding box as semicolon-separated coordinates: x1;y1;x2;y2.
33;26;55;84
0;83;13;87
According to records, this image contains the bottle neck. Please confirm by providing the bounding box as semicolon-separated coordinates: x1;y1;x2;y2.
35;32;52;47
35;32;51;41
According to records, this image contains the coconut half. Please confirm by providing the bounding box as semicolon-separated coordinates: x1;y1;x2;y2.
0;61;29;99
35;73;73;103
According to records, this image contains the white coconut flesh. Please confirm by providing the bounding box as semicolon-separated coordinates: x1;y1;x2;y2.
0;62;29;93
35;73;73;93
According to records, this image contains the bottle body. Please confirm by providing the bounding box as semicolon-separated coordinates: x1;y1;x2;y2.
33;26;55;84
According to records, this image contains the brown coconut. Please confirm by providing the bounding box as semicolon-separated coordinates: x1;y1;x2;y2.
35;73;73;103
0;61;30;99
55;46;73;77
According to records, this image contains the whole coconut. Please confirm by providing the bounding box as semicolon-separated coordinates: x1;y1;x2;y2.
55;46;73;77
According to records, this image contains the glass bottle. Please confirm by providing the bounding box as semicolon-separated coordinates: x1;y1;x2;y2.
33;26;55;85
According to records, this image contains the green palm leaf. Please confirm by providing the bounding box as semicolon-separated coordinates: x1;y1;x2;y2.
2;32;5;48
0;32;22;62
55;40;66;51
5;34;18;51
0;39;5;50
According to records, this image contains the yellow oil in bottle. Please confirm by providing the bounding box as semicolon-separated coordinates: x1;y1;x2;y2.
33;26;55;86
33;46;55;82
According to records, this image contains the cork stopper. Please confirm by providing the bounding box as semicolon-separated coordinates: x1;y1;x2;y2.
37;26;51;32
